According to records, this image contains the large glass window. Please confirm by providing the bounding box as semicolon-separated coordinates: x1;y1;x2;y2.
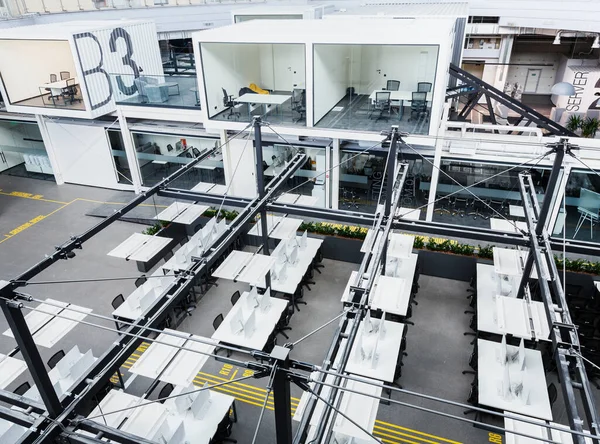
313;44;438;134
132;131;222;188
563;170;600;242
263;143;327;207
107;129;132;185
0;120;54;181
200;43;306;126
432;159;551;227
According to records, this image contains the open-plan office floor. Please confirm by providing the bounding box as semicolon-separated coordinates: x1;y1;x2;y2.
116;75;201;109
0;175;597;444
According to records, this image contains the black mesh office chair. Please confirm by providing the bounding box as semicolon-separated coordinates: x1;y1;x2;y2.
292;89;306;123
158;383;174;402
61;78;79;105
417;82;432;93
408;91;429;122
50;74;57;82
386;80;400;91
548;383;558;408
47;350;65;369
369;91;391;121
60;71;70;80
46;74;61;102
213;314;232;357
112;294;124;310
230;290;241;306
222;88;240;120
192;147;201;158
167;144;174;152
14;382;31;396
135;276;147;288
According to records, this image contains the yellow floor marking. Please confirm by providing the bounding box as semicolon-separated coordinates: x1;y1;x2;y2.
230;369;238;380
375;421;462;444
0;190;68;204
374;425;441;444
374;430;421;444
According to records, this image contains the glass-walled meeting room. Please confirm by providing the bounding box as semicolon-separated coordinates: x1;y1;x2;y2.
0;120;54;181
200;42;306;126
313;44;438;134
131;131;222;188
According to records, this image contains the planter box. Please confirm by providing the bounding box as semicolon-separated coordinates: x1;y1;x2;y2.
417;249;477;282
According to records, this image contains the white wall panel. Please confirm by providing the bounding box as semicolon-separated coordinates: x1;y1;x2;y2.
223;137;257;199
313;44;349;124
45;121;117;188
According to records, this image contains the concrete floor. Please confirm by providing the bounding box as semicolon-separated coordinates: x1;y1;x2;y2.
0;174;597;443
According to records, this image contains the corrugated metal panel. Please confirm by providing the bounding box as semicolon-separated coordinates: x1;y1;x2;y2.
70;21;162;119
340;2;469;18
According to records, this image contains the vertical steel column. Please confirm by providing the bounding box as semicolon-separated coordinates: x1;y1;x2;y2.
517;139;566;298
0;288;61;418
271;346;292;444
381;127;399;275
253;117;271;288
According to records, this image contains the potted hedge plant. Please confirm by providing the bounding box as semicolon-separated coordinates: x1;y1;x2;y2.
566;115;583;133
581;117;600;138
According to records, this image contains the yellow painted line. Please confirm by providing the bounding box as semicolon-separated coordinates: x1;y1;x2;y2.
74;198;168;208
374;425;441;444
194;376;279;403
374;430;421;444
375;421;461;444
0;190;68;204
230;369;238;380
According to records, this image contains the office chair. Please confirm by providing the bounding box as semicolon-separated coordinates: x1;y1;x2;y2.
290;286;307;312
408;91;429;122
222;88;240;120
60;71;70;80
61;78;79;105
134;276;147;288
547;383;558;408
369;91;391;121
462;349;478;374
292;89;306;123
175;141;183;151
230;290;241;306
417;82;432;93
111;294;124;310
313;249;324;274
302;268;315;291
13;382;31;396
215;413;237;443
192;147;201;158
213;314;232;357
463;383;479;415
276;303;293;339
158;383;174;402
47;350;65;369
50;74;57;82
166;144;174;152
46;74;62;103
385;80;400;91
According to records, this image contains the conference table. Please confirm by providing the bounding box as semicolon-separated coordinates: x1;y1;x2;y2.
369;89;432;103
235;93;291;118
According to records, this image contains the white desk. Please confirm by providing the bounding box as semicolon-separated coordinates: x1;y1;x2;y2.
261;237;323;294
0;418;26;444
369;89;432;103
396;206;421;221
342;270;412;316
129;329;215;386
112;275;175;321
0;355;26;390
164;385;234;444
360;229;380;254
505;413;595;444
477;339;552;420
490;218;528;233
212;250;276;286
3;298;91;348
211;291;287;350
107;233;172;262
208;184;228;195
235;93;291;105
26;346;96;401
191;182;215;193
87;389;142;428
510;205;526;218
387;233;415;259
275;193;319;207
120;400;171;440
477;263;520;299
493;247;550;281
248;214;304;240
40;77;79;96
154;202;209;227
344;319;404;383
294;372;382;441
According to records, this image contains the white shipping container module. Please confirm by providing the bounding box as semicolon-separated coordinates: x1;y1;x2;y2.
0;20;163;119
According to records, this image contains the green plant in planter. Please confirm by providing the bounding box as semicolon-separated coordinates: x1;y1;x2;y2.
142;223;162;236
567;114;583;133
581;117;600;138
477;244;494;259
413;236;425;249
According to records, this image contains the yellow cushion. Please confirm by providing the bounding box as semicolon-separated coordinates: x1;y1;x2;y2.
249;83;270;95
